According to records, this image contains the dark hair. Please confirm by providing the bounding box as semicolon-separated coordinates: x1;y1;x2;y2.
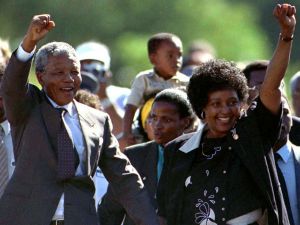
75;89;101;110
242;60;269;83
153;88;193;119
187;59;248;118
147;33;181;55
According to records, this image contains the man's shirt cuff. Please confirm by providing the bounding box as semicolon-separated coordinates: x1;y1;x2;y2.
16;44;36;62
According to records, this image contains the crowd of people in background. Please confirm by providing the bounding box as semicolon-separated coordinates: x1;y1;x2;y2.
0;3;299;225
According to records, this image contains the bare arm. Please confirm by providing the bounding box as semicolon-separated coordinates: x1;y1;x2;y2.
122;104;138;146
260;4;296;114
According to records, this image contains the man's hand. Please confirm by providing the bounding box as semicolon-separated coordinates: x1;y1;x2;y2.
22;14;55;52
273;4;296;38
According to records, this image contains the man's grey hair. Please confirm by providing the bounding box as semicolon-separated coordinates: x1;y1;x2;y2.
35;42;78;73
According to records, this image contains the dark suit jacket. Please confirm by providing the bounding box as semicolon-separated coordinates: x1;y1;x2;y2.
98;141;159;225
0;52;158;225
283;144;300;224
292;145;300;223
289;116;300;145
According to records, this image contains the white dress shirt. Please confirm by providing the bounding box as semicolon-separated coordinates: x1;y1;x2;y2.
48;97;86;220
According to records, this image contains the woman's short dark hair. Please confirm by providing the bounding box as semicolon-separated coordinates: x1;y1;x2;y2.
153;88;193;119
187;59;248;118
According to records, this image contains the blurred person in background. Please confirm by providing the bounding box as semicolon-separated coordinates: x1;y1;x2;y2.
0;39;14;198
290;71;300;117
242;59;270;106
75;89;102;110
0;60;14;198
131;96;156;144
0;38;11;65
242;60;300;146
181;40;216;77
76;41;130;149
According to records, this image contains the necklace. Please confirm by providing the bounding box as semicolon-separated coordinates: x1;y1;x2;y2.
201;143;222;160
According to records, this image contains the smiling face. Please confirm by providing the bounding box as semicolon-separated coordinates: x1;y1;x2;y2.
151;101;188;145
150;37;183;79
203;89;241;138
37;54;81;106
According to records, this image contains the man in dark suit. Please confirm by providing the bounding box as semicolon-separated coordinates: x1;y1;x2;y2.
0;14;159;225
289;116;300;145
98;88;195;225
273;97;300;225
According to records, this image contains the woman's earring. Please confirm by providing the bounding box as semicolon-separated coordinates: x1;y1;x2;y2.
200;111;205;120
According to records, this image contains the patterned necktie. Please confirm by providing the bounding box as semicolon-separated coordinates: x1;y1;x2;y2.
275;153;295;225
57;108;78;181
0;126;8;197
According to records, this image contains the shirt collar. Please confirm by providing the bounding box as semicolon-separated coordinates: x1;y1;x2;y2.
179;123;205;153
158;144;164;153
46;95;76;116
147;69;183;81
277;141;292;163
0;120;10;136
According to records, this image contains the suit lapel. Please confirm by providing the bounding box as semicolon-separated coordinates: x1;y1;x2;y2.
40;98;61;165
140;142;158;195
74;101;99;176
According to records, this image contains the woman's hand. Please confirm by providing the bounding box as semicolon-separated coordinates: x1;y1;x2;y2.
273;4;296;38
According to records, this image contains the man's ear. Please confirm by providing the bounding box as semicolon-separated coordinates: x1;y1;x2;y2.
36;72;44;86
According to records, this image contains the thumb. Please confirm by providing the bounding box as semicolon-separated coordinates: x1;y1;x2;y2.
46;21;56;31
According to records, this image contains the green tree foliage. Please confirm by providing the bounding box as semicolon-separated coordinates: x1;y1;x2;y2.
1;0;272;87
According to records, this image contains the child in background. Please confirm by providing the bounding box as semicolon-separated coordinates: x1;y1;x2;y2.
123;32;189;146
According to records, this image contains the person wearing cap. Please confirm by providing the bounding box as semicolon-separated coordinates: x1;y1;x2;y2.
0;14;159;225
76;41;130;149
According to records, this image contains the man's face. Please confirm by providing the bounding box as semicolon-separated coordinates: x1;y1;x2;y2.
291;77;300;117
37;54;81;106
247;69;266;102
150;101;188;145
278;98;293;143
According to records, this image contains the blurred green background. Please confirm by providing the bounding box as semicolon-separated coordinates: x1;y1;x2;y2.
1;0;299;97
